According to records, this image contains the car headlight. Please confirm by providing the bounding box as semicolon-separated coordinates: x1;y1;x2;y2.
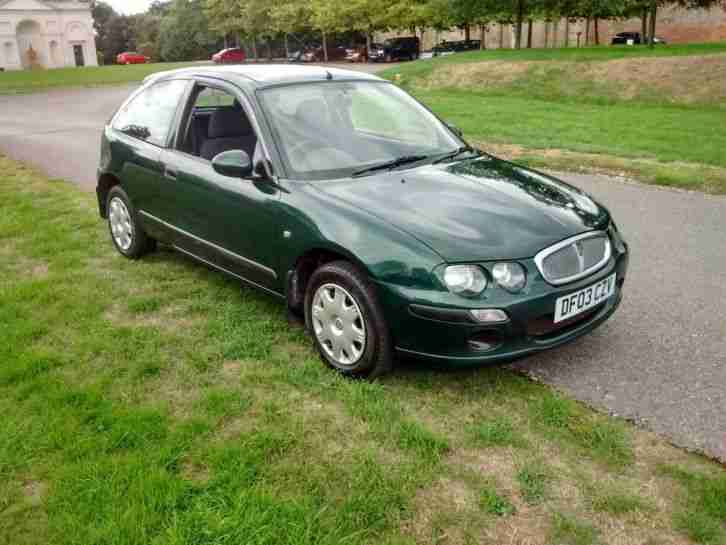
491;262;527;293
443;265;487;297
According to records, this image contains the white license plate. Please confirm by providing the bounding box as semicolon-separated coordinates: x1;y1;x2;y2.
554;273;616;324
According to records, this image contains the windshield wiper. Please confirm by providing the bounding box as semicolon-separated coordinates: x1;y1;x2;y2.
352;154;429;178
432;146;477;164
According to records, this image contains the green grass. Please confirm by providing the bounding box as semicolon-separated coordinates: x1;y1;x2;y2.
2;155;726;544
517;461;550;505
659;464;726;544
479;481;516;516
550;512;600;545
382;42;726;194
589;487;651;516
0;62;200;94
383;42;726;77
467;415;528;448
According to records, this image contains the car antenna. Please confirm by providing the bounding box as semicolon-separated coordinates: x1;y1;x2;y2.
326;70;333;80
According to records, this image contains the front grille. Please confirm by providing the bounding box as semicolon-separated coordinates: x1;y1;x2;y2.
535;231;611;285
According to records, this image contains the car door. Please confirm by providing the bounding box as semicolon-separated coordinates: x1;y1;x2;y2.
158;80;283;292
110;79;190;226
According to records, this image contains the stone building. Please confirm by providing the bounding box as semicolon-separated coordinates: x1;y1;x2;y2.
378;5;726;51
0;0;97;71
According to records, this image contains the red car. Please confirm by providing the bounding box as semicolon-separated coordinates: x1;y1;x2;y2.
212;48;246;64
116;52;148;65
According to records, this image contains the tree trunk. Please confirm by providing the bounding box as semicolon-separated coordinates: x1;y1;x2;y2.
552;20;559;47
499;23;504;49
565;18;570;47
641;9;648;41
527;19;533;48
544;22;549;48
648;2;657;47
252;36;258;61
585;17;590;45
224;36;228;49
594;17;599;45
480;24;486;49
464;24;470;41
284;34;289;60
515;0;524;49
322;31;328;62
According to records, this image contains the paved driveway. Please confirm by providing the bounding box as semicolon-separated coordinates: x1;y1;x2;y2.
1;65;725;462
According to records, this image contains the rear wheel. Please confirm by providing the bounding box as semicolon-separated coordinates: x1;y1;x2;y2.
305;261;393;379
106;186;155;259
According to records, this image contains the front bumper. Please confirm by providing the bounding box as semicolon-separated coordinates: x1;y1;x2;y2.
375;247;628;366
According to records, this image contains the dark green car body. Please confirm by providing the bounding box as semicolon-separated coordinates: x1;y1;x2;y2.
97;65;628;367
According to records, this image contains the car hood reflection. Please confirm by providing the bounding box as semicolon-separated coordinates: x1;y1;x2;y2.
314;156;610;262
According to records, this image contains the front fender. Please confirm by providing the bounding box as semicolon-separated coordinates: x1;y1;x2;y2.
276;181;445;291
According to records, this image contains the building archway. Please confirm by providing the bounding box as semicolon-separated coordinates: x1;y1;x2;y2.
16;20;43;69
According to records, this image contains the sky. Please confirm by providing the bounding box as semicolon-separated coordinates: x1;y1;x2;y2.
106;0;153;15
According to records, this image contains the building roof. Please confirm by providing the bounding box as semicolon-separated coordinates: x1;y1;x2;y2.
0;0;92;11
146;64;383;89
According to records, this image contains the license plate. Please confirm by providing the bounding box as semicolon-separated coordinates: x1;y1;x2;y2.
554;273;616;324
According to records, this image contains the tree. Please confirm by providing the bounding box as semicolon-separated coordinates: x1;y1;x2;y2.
159;0;219;61
205;0;245;49
343;0;393;52
309;0;347;61
269;0;311;58
131;14;163;60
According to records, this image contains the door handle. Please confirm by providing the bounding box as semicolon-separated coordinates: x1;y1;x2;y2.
164;166;178;181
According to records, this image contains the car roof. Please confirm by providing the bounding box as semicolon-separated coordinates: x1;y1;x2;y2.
144;64;383;89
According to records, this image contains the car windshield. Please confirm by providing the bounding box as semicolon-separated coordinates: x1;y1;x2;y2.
258;81;463;180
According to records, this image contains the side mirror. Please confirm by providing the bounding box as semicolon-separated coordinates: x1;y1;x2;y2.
212;150;253;178
447;123;463;138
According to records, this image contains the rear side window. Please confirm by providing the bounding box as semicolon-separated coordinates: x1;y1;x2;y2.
113;79;188;147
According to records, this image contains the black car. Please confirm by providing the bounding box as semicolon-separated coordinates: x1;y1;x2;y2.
369;37;420;62
432;40;481;57
611;32;667;45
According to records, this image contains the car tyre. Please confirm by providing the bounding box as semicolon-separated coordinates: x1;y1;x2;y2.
305;260;393;379
106;186;155;259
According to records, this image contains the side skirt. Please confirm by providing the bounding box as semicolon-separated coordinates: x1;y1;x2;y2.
173;244;285;300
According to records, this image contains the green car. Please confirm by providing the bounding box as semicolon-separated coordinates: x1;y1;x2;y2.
97;65;629;378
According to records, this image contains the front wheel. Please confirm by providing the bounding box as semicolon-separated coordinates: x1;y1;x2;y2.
305;261;393;379
106;186;155;259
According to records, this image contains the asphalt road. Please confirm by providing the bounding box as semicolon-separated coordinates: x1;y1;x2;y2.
1;65;725;462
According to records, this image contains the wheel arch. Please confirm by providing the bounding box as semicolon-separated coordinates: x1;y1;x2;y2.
285;244;372;314
97;172;121;218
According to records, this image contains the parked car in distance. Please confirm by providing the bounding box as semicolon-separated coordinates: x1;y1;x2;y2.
611;32;666;45
116;52;148;65
301;45;348;62
369;36;420;62
430;40;481;57
345;46;368;63
212;48;246;64
98;65;628;378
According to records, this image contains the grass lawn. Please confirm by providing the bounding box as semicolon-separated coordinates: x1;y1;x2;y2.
381;43;726;194
2;155;726;544
0;62;201;94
